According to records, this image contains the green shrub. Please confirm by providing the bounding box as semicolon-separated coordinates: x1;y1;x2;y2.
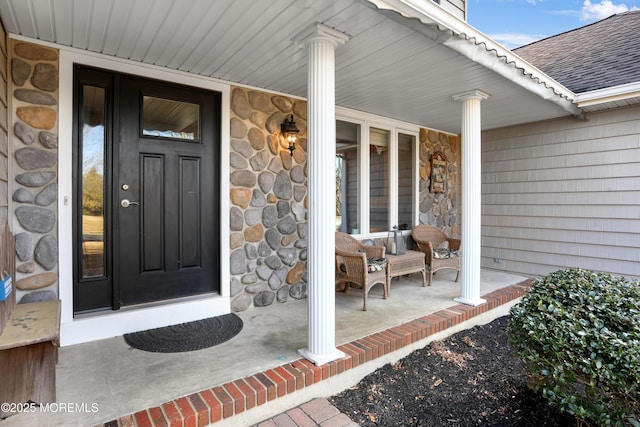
508;268;640;427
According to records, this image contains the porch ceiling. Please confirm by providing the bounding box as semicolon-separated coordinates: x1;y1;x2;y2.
0;0;581;133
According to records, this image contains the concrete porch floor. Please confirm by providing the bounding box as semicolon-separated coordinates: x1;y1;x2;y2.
1;269;531;427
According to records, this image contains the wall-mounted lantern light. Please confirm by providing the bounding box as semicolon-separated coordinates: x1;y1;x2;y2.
281;114;300;156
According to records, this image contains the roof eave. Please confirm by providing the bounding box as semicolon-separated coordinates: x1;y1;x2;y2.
365;0;583;118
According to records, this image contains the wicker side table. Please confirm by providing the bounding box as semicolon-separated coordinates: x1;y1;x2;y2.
385;249;427;295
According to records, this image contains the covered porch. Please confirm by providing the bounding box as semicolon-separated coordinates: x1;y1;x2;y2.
0;0;582;424
2;269;530;426
0;0;581;347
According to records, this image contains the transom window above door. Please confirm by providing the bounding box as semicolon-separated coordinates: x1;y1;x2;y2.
142;96;200;142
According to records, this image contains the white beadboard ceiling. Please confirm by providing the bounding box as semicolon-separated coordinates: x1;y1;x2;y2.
0;0;582;133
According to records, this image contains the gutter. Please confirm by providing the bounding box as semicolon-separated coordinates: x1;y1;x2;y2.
575;81;640;108
364;0;584;118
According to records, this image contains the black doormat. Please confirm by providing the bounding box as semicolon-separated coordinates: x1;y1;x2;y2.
124;313;243;353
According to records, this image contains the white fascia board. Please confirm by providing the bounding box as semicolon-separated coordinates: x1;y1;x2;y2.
575;81;640;107
366;0;582;117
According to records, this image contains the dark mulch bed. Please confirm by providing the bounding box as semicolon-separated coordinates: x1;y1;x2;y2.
330;316;580;427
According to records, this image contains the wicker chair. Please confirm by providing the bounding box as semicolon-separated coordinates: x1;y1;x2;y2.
335;232;387;311
411;225;461;286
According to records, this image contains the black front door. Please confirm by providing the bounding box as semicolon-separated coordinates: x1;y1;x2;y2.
73;67;221;313
116;76;220;306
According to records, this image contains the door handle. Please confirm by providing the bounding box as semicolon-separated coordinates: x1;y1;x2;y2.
121;199;140;208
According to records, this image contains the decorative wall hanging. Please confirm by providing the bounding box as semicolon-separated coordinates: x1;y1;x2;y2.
430;151;447;193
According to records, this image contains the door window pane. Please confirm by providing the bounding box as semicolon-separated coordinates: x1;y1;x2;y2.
142;96;199;141
81;86;106;278
336;121;360;234
398;133;415;228
369;127;389;232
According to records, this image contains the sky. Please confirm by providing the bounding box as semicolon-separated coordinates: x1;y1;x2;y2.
467;0;640;49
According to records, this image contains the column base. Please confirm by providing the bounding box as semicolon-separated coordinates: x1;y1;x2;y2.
298;347;345;366
454;296;487;306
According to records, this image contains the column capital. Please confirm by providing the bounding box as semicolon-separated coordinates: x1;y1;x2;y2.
293;23;350;48
452;89;490;102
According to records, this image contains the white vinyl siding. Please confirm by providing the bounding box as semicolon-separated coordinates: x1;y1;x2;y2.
481;105;640;279
439;0;466;20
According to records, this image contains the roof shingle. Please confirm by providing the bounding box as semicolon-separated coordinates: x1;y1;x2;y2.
514;11;640;93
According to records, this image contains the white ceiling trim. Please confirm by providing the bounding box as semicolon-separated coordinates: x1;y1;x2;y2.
8;31;313;102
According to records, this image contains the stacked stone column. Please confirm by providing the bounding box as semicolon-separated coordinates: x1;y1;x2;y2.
229;87;309;312
10;41;59;303
418;128;460;237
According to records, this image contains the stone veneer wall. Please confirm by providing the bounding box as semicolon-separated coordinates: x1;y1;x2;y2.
10;41;59;304
229;87;309;312
0;23;8;222
417;128;459;238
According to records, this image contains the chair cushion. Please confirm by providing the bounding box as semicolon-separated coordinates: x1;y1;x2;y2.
338;257;387;273
433;249;460;259
367;257;387;272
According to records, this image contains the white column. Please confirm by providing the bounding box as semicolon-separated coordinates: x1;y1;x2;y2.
452;90;489;306
297;24;348;365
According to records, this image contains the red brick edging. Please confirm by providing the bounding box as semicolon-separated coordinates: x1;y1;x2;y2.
103;279;533;427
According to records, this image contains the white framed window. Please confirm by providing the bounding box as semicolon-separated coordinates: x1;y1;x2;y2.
336;120;361;234
397;131;417;230
369;126;390;233
336;108;419;238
